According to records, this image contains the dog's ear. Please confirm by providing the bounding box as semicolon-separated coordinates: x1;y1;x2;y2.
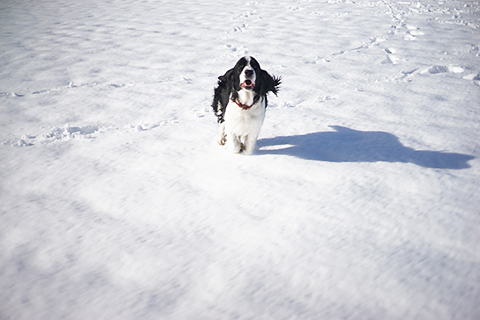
260;70;281;96
218;68;234;87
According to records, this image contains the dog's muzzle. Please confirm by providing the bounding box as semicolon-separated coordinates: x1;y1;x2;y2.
241;80;255;90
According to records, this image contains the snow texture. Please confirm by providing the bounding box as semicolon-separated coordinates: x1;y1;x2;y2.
1;0;479;319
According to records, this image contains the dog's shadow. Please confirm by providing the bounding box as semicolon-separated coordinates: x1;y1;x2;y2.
256;126;475;169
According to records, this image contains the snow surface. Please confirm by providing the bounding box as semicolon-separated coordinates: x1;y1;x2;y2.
1;0;480;319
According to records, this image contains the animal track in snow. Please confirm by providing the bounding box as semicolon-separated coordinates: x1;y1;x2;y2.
232;11;257;20
232;24;249;33
129;118;179;132
0;80;176;98
12;124;100;147
394;64;476;83
316;95;335;103
6;118;180;147
403;26;423;40
463;73;480;86
317;37;387;63
286;6;304;12
223;44;249;59
463;73;480;81
419;65;465;75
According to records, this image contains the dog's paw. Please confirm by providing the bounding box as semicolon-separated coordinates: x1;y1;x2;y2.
228;141;243;153
218;136;226;146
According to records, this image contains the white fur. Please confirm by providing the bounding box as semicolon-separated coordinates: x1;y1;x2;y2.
220;95;265;154
239;56;256;87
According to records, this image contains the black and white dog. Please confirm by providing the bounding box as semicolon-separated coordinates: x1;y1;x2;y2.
212;56;281;154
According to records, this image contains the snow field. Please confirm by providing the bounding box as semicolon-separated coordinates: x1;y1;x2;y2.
1;0;480;319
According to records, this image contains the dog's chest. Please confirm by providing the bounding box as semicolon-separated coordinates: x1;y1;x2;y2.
224;97;265;134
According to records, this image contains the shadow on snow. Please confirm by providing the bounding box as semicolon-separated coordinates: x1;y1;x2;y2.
257;126;475;169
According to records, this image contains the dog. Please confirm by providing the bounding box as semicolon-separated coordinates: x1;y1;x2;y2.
212;56;281;154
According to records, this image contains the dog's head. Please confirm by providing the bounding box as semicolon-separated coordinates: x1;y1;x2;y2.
218;56;281;97
237;56;258;91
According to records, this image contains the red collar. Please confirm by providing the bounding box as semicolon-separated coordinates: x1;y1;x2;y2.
230;96;259;110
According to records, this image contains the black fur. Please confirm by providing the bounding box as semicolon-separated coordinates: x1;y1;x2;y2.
212;56;281;123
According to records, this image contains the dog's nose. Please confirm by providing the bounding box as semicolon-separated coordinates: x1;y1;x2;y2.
245;69;254;77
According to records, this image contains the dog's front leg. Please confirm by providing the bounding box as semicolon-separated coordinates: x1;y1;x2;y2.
243;134;258;154
217;122;227;146
227;133;243;153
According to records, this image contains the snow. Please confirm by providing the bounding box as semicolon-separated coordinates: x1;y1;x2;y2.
1;0;479;319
